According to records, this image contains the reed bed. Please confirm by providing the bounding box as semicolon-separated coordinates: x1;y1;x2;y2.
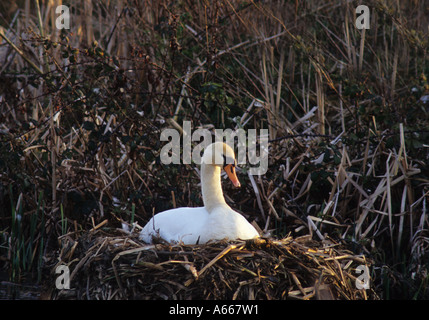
0;0;428;299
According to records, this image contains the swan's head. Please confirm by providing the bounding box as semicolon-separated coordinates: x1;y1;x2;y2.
202;142;241;187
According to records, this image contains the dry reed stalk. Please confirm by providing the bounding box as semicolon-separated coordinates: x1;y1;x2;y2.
315;67;325;135
0;28;43;75
84;0;94;46
261;50;274;140
358;28;366;74
275;49;284;132
248;170;265;222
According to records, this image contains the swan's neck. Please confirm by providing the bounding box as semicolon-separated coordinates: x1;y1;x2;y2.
201;163;227;212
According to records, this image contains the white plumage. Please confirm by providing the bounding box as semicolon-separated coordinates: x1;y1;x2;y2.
140;142;259;244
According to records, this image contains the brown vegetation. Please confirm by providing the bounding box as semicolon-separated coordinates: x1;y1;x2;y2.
0;0;428;299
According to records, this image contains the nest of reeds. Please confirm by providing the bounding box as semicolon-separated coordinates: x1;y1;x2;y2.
49;228;378;300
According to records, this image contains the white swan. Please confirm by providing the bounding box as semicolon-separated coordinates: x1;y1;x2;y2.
140;142;259;244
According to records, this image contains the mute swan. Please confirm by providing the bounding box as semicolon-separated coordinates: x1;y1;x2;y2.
140;142;259;244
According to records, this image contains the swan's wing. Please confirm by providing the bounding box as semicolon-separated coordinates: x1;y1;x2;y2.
140;207;208;244
209;206;259;240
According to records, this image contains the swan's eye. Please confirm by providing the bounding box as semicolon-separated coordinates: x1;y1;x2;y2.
222;155;235;168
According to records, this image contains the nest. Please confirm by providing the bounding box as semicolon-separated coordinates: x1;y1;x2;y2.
49;228;379;300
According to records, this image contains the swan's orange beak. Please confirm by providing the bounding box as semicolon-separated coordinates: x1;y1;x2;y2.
224;164;241;187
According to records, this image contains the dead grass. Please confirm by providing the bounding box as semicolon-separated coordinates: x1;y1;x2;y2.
0;0;428;299
49;228;377;300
